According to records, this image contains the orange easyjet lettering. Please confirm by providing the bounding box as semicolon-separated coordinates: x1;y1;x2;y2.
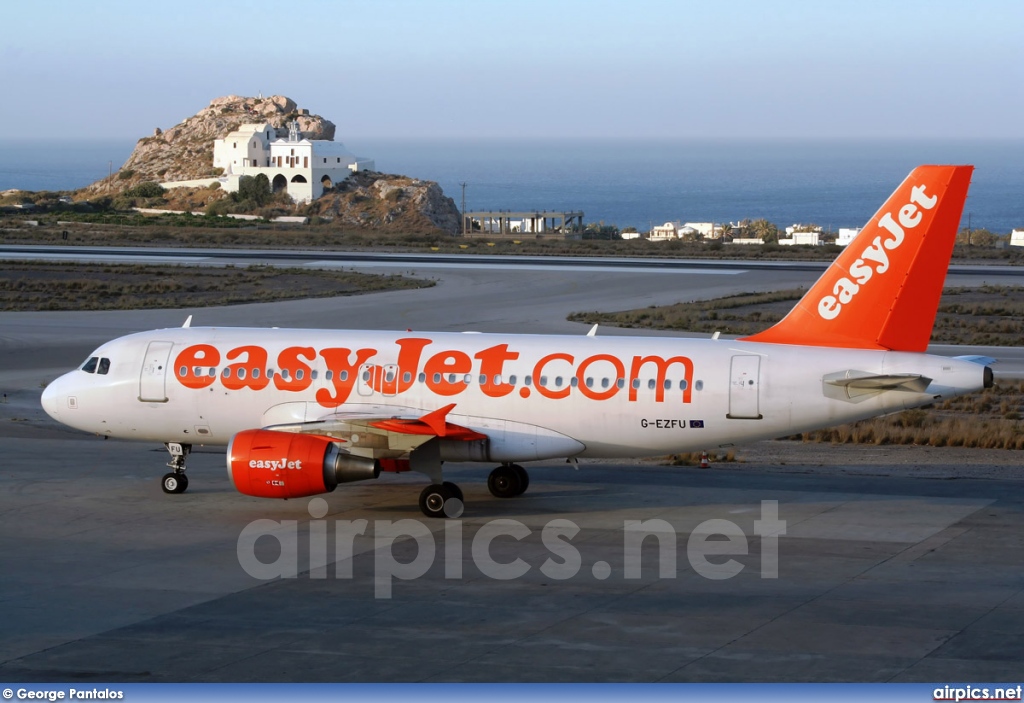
818;182;937;321
317;347;377;408
174;344;220;389
172;340;695;407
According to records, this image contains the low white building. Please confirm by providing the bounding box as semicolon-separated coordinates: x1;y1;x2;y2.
837;227;862;246
649;222;679;241
164;121;374;203
785;224;823;236
779;231;822;246
1010;229;1024;247
684;222;718;238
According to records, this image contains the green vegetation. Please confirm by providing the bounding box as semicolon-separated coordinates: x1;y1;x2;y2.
124;182;166;199
235;174;272;206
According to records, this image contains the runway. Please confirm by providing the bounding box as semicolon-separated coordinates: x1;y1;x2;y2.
0;251;1022;682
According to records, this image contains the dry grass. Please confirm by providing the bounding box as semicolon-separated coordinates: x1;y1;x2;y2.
796;382;1024;449
571;285;1024;346
664;450;737;466
0;261;433;311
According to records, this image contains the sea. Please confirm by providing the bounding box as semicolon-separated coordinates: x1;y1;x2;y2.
1;138;1022;233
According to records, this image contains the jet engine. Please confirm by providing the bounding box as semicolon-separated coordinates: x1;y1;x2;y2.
226;429;379;499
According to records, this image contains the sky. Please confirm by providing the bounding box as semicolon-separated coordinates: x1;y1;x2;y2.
4;0;1023;141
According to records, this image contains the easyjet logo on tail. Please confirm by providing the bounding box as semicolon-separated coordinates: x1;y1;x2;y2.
817;183;938;321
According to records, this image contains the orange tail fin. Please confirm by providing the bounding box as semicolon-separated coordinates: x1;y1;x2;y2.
741;165;973;352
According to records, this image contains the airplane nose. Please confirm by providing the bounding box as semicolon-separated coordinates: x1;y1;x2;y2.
41;378;63;421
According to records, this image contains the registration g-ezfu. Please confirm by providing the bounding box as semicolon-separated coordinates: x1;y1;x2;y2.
41;166;993;518
640;419;688;429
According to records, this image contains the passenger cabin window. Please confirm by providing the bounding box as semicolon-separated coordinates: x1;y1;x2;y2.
82;357;99;373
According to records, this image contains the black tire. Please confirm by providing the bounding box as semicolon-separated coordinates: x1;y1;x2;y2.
419;483;450;518
510;465;529;494
161;472;187;494
442;481;464;503
487;466;522;498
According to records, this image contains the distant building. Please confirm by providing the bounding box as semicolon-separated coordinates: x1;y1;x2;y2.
684;222;718;238
1010;229;1024;247
779;231;822;246
649;222;680;241
728;237;764;245
837;227;861;246
785;224;823;236
163;120;374;203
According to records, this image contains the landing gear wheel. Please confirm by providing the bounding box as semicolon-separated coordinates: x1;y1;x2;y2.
442;481;464;503
161;472;188;494
162;442;191;495
419;483;462;519
487;465;523;498
510;464;529;494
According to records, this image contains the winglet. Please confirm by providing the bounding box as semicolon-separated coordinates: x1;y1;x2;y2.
741;165;973;352
419;403;457;437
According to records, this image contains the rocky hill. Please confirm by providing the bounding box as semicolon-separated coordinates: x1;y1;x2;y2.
308;170;461;235
82;95;333;196
77;94;462;235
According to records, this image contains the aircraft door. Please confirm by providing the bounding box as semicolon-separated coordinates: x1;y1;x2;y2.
357;363;376;397
139;341;173;402
381;364;399;397
727;355;762;419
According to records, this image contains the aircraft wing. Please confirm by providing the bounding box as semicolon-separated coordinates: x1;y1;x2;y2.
263;403;487;460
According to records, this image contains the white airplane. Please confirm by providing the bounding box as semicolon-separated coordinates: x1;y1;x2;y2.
41;165;990;518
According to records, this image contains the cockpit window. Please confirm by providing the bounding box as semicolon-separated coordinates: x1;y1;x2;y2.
81;357;99;373
97;358;110;375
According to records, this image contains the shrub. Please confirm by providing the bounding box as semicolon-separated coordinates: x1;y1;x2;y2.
125;182;165;198
117;169;135;180
235;174;271;206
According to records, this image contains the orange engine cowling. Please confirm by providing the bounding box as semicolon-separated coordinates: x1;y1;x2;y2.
226;429;380;499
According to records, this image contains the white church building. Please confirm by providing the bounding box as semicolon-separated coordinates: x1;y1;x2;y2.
162;121;374;203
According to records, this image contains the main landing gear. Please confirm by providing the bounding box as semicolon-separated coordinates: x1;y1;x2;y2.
487;464;529;498
416;464;530;519
418;482;464;519
161;442;191;494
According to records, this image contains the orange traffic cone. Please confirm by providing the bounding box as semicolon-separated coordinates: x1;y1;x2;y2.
699;451;710;469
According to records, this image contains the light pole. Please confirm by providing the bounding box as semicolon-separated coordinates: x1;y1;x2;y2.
459;182;467;236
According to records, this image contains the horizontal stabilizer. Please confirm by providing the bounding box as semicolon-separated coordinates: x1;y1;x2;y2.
823;370;932;401
953;355;997;367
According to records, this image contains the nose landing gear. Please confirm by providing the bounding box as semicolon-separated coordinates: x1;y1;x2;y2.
161;442;191;494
